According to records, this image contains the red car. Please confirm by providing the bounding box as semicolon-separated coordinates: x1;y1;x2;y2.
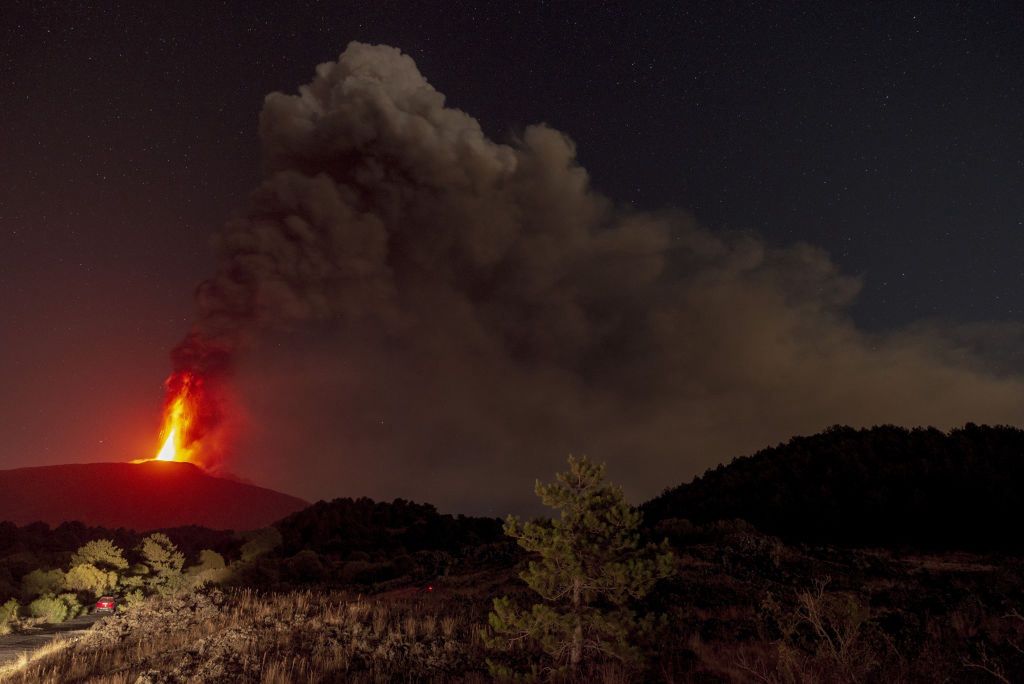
95;596;116;612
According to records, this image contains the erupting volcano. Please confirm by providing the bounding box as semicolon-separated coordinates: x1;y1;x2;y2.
153;372;199;462
146;360;230;470
0;358;304;531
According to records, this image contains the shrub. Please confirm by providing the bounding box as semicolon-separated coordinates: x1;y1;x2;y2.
58;593;84;618
28;595;68;623
758;579;889;682
65;563;118;598
240;527;283;562
21;568;65;599
193;549;226;572
187;550;230;587
0;598;19;635
119;589;145;612
283;550;326;583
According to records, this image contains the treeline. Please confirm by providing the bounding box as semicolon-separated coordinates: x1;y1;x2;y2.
0;497;511;622
3;535;196;632
277;497;503;556
0;521;240;602
0;522;289;633
243;497;512;587
643;423;1024;550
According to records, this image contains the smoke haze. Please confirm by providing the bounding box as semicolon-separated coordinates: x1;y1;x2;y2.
180;42;1023;513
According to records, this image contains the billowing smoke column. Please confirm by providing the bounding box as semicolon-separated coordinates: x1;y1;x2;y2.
169;42;1024;510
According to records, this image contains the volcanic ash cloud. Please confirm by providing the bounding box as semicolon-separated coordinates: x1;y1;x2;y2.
176;42;1024;511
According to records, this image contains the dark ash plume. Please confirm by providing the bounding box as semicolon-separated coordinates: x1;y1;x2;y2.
173;42;1024;512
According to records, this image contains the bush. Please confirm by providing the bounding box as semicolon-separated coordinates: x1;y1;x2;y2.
187;550;230;588
21;569;65;600
239;527;282;562
193;549;226;572
757;579;890;682
57;593;84;619
228;557;280;587
28;595;68;623
118;590;145;612
0;598;19;635
283;550;326;583
0;565;17;600
65;563;118;598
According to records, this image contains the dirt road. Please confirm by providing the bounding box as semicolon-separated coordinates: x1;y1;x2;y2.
0;611;105;669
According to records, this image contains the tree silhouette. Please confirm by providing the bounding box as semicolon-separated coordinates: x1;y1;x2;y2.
488;455;674;678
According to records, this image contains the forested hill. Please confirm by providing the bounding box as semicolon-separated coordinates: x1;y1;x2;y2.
275;497;504;557
642;424;1024;550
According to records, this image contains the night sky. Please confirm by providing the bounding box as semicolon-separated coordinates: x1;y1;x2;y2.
2;2;1022;512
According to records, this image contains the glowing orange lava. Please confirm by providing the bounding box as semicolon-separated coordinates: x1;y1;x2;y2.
152;372;200;463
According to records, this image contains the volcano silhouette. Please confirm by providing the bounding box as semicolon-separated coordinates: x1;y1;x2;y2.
0;461;308;531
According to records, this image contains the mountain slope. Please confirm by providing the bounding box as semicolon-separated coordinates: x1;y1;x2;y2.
0;461;308;531
643;423;1024;550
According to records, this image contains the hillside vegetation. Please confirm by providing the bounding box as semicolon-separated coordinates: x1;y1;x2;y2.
644;424;1024;550
4;431;1024;680
0;499;510;636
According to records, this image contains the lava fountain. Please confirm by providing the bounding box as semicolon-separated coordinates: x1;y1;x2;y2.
153;387;195;461
151;370;218;465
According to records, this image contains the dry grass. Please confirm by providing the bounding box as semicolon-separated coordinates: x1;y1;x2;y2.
4;541;1020;682
0;634;77;681
0;588;492;683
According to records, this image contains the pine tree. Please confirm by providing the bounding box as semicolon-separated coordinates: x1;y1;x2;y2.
70;539;129;572
137;533;185;595
487;455;675;678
